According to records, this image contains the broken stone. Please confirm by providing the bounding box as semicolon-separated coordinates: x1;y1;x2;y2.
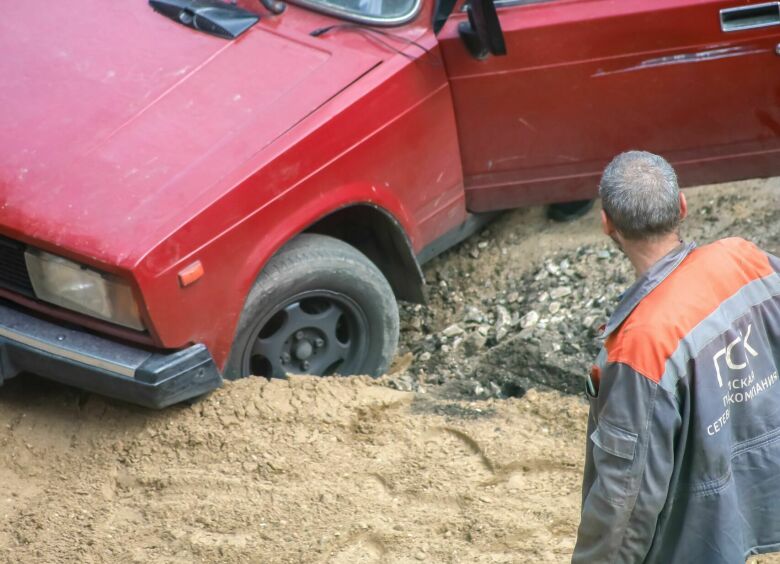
550;286;572;299
463;306;485;323
442;324;464;337
495;305;512;342
518;327;535;340
520;310;539;329
463;332;487;356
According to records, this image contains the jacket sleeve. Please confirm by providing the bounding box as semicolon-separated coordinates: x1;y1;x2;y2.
572;362;681;563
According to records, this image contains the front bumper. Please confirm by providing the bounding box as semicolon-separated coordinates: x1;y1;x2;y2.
0;301;223;408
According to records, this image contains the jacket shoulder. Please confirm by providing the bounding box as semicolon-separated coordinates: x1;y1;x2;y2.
607;239;774;383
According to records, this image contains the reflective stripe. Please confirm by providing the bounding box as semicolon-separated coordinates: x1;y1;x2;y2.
659;272;780;393
606;239;774;383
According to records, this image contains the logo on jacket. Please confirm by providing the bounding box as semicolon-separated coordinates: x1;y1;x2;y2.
712;324;758;388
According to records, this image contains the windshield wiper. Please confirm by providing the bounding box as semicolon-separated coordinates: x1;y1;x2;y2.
310;24;434;63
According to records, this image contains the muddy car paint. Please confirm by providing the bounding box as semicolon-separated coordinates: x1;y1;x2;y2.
1;0;778;377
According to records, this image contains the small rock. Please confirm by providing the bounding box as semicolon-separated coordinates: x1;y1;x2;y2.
391;374;415;391
442;324;464;337
596;249;611;260
520;310;540;329
477;241;488;249
548;302;561;314
550;286;572;299
495;305;512;341
419;351;432;362
463;332;487;355
518;327;535;340
463;306;484;323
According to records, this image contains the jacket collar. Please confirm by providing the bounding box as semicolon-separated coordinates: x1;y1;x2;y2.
602;240;696;339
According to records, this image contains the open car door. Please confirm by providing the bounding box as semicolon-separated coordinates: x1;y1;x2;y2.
437;0;780;211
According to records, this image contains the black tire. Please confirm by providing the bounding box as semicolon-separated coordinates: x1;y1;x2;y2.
546;199;595;222
224;234;399;380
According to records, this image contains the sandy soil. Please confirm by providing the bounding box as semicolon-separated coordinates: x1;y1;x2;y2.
0;177;779;563
0;376;587;563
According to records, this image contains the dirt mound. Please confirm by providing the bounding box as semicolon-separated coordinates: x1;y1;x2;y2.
0;375;587;563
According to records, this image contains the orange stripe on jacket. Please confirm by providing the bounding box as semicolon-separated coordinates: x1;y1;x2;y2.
605;238;772;383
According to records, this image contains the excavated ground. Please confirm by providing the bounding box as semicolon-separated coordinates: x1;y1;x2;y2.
0;178;778;563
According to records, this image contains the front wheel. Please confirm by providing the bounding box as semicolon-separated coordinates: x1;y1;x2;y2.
224;234;399;380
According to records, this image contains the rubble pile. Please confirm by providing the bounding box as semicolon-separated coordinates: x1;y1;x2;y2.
385;185;780;400
390;241;633;399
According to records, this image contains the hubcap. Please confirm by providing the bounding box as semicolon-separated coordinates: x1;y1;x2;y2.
243;293;368;378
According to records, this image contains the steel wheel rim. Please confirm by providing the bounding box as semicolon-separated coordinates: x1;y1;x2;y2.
241;290;370;378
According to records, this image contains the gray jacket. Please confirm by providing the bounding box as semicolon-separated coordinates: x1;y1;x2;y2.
573;238;780;563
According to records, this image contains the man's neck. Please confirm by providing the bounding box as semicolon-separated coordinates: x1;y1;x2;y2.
621;234;682;278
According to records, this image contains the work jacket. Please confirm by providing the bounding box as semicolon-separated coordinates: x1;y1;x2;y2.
572;238;780;563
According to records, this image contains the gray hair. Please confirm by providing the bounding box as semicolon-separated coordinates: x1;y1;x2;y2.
599;151;681;239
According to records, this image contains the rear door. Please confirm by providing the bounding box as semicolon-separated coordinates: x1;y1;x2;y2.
437;0;780;211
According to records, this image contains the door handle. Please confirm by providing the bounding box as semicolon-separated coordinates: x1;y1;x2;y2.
721;2;780;32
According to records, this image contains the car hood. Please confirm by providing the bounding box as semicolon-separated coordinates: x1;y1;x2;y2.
0;1;379;267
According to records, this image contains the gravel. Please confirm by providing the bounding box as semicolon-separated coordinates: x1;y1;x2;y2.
383;179;780;400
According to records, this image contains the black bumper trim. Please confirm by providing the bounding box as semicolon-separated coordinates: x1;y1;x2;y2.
0;302;223;409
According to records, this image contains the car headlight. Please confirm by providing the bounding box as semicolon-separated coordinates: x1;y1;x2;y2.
24;249;145;331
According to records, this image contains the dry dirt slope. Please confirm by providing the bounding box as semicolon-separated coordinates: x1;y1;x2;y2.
0;376;587;563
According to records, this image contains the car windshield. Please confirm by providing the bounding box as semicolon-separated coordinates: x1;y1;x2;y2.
291;0;420;25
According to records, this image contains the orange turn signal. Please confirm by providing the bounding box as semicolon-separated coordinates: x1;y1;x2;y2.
178;260;204;287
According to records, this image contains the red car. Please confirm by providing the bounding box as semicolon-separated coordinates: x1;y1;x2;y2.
1;0;778;407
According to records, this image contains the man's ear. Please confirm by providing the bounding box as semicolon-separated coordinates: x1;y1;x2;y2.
601;209;615;237
679;192;688;220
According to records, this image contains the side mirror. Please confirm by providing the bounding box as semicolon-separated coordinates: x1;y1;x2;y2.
458;0;507;60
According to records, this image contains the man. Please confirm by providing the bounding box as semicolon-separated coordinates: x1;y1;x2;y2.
572;151;780;563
